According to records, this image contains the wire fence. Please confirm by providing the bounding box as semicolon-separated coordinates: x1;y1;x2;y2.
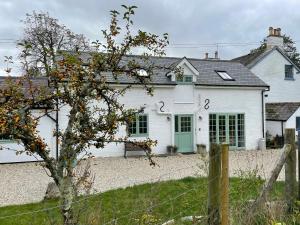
0;145;298;225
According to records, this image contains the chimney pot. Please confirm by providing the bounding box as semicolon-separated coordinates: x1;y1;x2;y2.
269;27;274;36
277;28;281;36
266;26;284;49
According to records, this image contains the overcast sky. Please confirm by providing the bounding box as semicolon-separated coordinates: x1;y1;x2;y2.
1;0;300;75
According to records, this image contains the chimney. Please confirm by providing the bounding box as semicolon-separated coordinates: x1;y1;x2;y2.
204;52;209;59
269;27;274;36
214;51;219;59
266;27;284;49
277;28;281;36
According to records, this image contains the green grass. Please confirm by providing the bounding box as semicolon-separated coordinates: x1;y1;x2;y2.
0;177;286;225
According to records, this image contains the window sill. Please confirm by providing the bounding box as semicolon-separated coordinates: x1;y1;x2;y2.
128;134;149;138
0;140;19;144
284;77;295;81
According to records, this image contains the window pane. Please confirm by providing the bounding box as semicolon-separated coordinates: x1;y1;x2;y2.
139;115;148;134
218;115;226;143
180;116;191;132
285;65;293;79
209;114;217;143
176;75;183;82
229;115;236;147
128;118;137;135
296;117;300;131
184;76;193;82
175;115;179;132
216;71;234;81
237;114;245;147
0;134;11;140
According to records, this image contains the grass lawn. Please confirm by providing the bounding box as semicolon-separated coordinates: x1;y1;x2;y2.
0;177;287;225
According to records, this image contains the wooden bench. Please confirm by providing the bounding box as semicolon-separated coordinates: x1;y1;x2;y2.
124;142;151;158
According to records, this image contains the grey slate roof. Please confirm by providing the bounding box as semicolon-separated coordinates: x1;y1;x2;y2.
232;48;269;67
93;55;269;88
266;102;300;121
0;76;50;99
232;46;300;71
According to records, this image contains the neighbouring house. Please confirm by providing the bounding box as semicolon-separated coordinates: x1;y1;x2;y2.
232;27;300;141
265;102;300;147
0;55;269;163
0;77;57;163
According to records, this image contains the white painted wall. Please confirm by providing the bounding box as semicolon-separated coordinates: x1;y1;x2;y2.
0;110;56;163
0;84;265;162
286;107;300;136
196;87;264;151
251;49;300;103
56;85;264;158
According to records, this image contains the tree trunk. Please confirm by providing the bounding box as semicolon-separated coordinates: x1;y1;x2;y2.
60;176;77;225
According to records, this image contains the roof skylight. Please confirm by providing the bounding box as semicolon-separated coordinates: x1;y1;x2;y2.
216;71;234;81
137;69;148;77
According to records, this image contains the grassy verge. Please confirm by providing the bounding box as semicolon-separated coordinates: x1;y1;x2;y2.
0;177;287;225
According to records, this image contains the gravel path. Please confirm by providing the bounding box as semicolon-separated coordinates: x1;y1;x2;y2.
0;149;284;206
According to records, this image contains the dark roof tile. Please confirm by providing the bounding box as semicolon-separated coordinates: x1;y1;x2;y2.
266;102;300;121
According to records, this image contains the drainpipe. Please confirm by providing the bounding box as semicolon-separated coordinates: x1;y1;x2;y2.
261;87;270;138
55;97;59;160
261;90;265;138
281;120;284;145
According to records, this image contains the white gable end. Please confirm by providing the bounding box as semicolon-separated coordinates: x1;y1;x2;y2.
251;49;300;102
169;57;199;82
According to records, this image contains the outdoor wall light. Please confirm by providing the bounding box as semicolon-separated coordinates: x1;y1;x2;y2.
167;116;171;121
198;116;202;120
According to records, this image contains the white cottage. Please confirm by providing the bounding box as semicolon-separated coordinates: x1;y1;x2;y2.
0;56;269;163
232;27;300;140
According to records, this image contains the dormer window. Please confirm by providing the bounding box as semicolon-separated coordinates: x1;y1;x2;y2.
167;57;199;83
176;75;193;83
216;71;234;81
285;65;294;80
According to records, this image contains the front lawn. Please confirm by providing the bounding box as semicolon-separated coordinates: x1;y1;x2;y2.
0;177;286;225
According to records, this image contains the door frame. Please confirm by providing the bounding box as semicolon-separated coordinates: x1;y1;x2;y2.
174;114;194;153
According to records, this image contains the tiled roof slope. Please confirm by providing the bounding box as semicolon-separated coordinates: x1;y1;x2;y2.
0;76;50;98
232;46;300;71
266;102;300;121
77;53;269;88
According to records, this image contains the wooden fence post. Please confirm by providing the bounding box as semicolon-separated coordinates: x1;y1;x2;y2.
208;144;221;225
221;144;229;225
285;128;296;212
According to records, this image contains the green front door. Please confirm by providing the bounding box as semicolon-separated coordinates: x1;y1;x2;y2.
175;115;194;153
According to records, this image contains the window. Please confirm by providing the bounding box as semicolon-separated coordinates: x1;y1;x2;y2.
176;75;193;83
128;114;148;137
285;65;294;80
296;117;300;131
137;69;148;77
216;71;234;81
209;113;245;148
0;134;12;142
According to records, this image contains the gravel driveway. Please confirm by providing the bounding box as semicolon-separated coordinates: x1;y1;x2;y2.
0;149;284;206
